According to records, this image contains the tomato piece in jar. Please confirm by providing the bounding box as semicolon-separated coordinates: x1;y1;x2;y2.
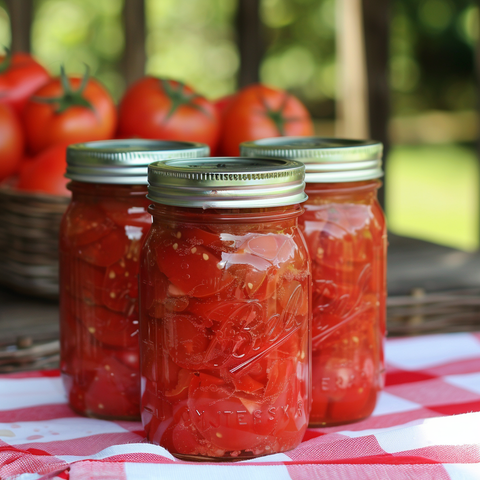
73;300;139;348
77;226;128;267
63;203;115;247
99;198;152;228
299;181;386;426
102;255;140;314
157;239;234;298
140;196;311;459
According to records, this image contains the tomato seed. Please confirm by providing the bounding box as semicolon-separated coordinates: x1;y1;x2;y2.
191;247;197;254
176;231;182;239
173;243;178;250
203;253;209;260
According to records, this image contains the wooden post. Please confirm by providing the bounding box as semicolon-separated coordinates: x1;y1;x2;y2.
6;0;33;53
236;0;263;88
475;8;480;249
122;0;146;87
335;0;370;139
361;0;391;208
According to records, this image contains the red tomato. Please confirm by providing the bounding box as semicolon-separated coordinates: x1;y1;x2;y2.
0;50;50;115
0;103;24;181
117;77;219;152
23;67;117;154
16;143;70;196
218;83;314;156
213;93;235;117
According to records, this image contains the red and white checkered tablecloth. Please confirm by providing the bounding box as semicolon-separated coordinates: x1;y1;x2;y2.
1;332;480;480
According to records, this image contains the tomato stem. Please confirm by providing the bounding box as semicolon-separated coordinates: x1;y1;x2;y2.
32;64;94;114
160;79;208;121
261;91;291;136
0;47;12;74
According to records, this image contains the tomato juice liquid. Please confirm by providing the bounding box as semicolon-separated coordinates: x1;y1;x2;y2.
139;204;311;460
299;180;387;426
59;182;152;420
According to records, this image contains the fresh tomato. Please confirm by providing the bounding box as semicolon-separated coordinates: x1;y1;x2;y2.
0;50;50;115
0;103;24;181
117;77;219;152
23;66;117;155
213;93;235;117
16;143;70;196
218;83;314;156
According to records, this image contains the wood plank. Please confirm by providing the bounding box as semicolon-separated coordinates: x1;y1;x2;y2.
6;0;33;53
361;0;391;208
122;0;146;87
335;0;369;139
236;0;263;88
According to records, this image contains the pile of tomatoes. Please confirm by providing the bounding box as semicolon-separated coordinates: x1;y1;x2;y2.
0;50;314;196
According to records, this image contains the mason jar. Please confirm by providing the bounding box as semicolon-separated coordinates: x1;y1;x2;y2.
59;139;209;420
241;137;387;426
140;157;312;460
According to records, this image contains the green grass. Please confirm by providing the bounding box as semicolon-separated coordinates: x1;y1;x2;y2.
386;144;479;251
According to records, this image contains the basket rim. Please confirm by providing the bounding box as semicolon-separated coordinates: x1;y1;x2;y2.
0;178;70;205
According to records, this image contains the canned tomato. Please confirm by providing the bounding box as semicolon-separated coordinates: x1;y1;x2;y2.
241;137;387;426
59;139;209;420
140;157;311;459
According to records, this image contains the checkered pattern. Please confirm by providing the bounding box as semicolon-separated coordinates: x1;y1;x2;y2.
1;332;480;480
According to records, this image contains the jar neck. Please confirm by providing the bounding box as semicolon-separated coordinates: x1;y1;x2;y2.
68;180;149;198
148;203;304;225
305;179;381;202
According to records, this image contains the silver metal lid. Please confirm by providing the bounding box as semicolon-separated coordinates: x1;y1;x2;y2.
240;136;383;183
147;157;307;208
66;139;210;184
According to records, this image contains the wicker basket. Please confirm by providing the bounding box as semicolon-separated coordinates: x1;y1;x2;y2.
0;182;69;298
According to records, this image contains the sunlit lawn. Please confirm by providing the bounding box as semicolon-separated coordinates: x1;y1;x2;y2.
386;144;479;251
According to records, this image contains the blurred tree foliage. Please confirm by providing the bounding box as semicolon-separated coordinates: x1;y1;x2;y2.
391;0;478;115
0;0;476;117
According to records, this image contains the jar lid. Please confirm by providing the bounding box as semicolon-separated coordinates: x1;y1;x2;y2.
240;136;383;183
147;157;307;208
66;139;210;184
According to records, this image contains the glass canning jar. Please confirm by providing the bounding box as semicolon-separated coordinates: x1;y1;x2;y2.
140;157;312;460
241;137;387;427
59;139;209;420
